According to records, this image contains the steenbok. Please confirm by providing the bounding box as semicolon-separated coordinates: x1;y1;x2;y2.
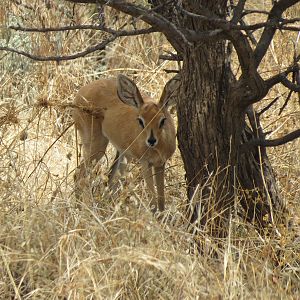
72;74;180;212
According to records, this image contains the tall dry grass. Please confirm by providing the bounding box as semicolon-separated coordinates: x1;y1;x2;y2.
0;0;299;299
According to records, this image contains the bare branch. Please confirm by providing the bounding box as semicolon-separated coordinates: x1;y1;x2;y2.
177;4;268;105
279;90;293;115
241;9;269;17
237;21;300;32
244;106;300;149
9;24;157;36
265;59;300;90
163;69;179;74
246;106;265;140
1;23;157;62
279;76;300;92
146;1;298;106
66;0;191;52
254;0;300;68
243;129;300;148
258;96;280;116
0;35;117;62
239;19;257;45
178;6;228;27
280;25;300;31
231;0;247;24
159;53;183;61
178;8;300;34
9;24;107;32
176;6;256;70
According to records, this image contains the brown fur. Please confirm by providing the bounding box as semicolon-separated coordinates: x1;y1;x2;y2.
72;75;180;212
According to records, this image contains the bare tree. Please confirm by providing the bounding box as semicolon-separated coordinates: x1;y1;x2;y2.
2;0;300;237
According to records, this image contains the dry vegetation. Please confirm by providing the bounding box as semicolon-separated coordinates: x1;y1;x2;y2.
0;1;300;299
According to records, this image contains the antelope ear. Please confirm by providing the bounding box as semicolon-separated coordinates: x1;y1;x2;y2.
117;74;144;108
159;73;181;108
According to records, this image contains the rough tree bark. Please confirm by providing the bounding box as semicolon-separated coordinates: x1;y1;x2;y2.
176;0;239;236
175;1;286;234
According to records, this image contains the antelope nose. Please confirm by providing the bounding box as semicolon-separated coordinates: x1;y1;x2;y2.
147;137;157;147
147;130;157;147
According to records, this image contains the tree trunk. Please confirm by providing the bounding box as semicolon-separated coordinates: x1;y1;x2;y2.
176;0;285;236
237;122;287;229
177;0;237;236
148;0;286;234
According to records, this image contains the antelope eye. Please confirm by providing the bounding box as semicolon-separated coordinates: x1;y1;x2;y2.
159;117;167;129
137;117;145;128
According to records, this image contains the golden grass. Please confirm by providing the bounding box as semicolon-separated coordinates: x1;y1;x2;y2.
0;1;300;299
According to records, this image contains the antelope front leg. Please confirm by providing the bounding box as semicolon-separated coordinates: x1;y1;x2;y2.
108;151;127;193
141;162;156;212
154;164;165;212
108;151;122;185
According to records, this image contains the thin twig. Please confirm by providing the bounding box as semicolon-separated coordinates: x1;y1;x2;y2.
0;35;117;62
9;24;156;36
279;90;293;115
258;96;280;116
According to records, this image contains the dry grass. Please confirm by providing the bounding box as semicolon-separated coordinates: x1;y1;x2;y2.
0;1;300;299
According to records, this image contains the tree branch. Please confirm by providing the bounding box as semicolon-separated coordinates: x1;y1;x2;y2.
243;129;300;148
178;7;300;35
231;0;247;24
9;24;157;36
254;0;300;68
1;23;157;62
279;76;300;92
280;25;300;31
258;96;280;116
241;9;269;17
279;90;293;115
265;60;300;90
159;53;183;61
177;3;268;106
177;6;256;72
0;35;117;62
239;19;257;45
66;0;191;52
